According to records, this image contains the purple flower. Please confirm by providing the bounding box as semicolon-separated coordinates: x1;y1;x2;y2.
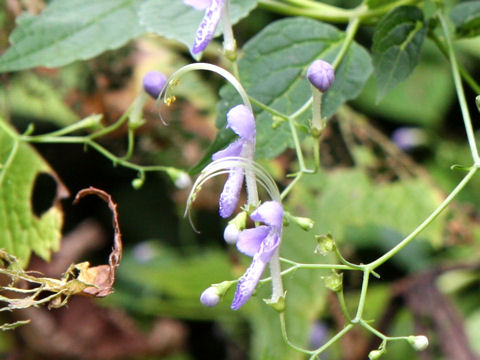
142;71;167;99
231;201;283;310
184;0;226;55
307;60;335;92
212;105;256;218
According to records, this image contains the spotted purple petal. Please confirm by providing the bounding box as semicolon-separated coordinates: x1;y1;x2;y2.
226;105;256;140
218;167;244;218
192;0;225;55
236;226;270;257
250;201;283;227
212;139;244;161
184;0;211;10
257;231;280;262
231;255;267;310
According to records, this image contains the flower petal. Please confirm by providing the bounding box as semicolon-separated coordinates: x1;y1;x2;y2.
212;139;243;160
250;201;283;227
184;0;210;10
192;0;225;55
236;226;270;257
257;230;280;263
218;167;244;218
231;255;267;310
226;105;256;140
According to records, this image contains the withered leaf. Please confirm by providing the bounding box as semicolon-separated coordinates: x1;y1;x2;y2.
73;187;123;297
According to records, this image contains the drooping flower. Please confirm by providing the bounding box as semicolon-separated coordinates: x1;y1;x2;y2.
231;201;283;310
212;104;256;218
184;0;226;55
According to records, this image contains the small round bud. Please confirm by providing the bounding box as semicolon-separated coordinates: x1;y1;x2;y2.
132;178;144;190
174;172;192;189
408;335;429;351
368;350;383;360
200;287;220;307
224;223;240;244
142;71;167;99
307;60;335;92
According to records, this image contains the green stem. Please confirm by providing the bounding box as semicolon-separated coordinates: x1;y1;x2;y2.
309;324;354;359
279;312;314;355
332;17;360;69
258;0;421;24
369;166;478;269
353;269;370;322
429;32;480;95
439;12;480;164
337;290;352;322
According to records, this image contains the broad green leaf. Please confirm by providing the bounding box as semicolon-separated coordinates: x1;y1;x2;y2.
139;0;258;56
0;72;79;126
355;49;454;127
0;0;146;72
450;1;480;38
295;169;445;249
372;6;426;101
218;17;372;159
0;119;68;264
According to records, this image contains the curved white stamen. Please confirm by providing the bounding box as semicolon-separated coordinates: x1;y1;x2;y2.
159;63;252;113
185;157;280;226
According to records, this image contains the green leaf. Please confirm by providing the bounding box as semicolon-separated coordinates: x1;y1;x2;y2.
219;17;372;159
372;6;426;101
296;169;445;249
0;0;146;72
0;72;79;126
450;1;480;38
139;0;258;55
0;119;67;264
355;46;454;127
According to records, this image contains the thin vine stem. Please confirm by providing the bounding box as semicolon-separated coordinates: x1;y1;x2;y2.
438;12;480;164
369;166;478;269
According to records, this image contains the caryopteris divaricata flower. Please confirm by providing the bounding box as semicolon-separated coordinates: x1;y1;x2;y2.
142;71;167;99
212;104;256;218
184;0;226;55
231;201;284;310
307;59;335;93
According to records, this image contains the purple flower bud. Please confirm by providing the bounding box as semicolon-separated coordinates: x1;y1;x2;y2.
142;71;167;99
200;286;220;307
307;60;335;92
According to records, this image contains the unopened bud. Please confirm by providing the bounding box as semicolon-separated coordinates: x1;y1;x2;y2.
224;211;248;244
131;178;144;190
307;60;335;92
200;287;220;307
166;168;192;189
292;216;314;231
224;223;240;244
142;71;167;99
408;335;429;351
368;350;384;360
